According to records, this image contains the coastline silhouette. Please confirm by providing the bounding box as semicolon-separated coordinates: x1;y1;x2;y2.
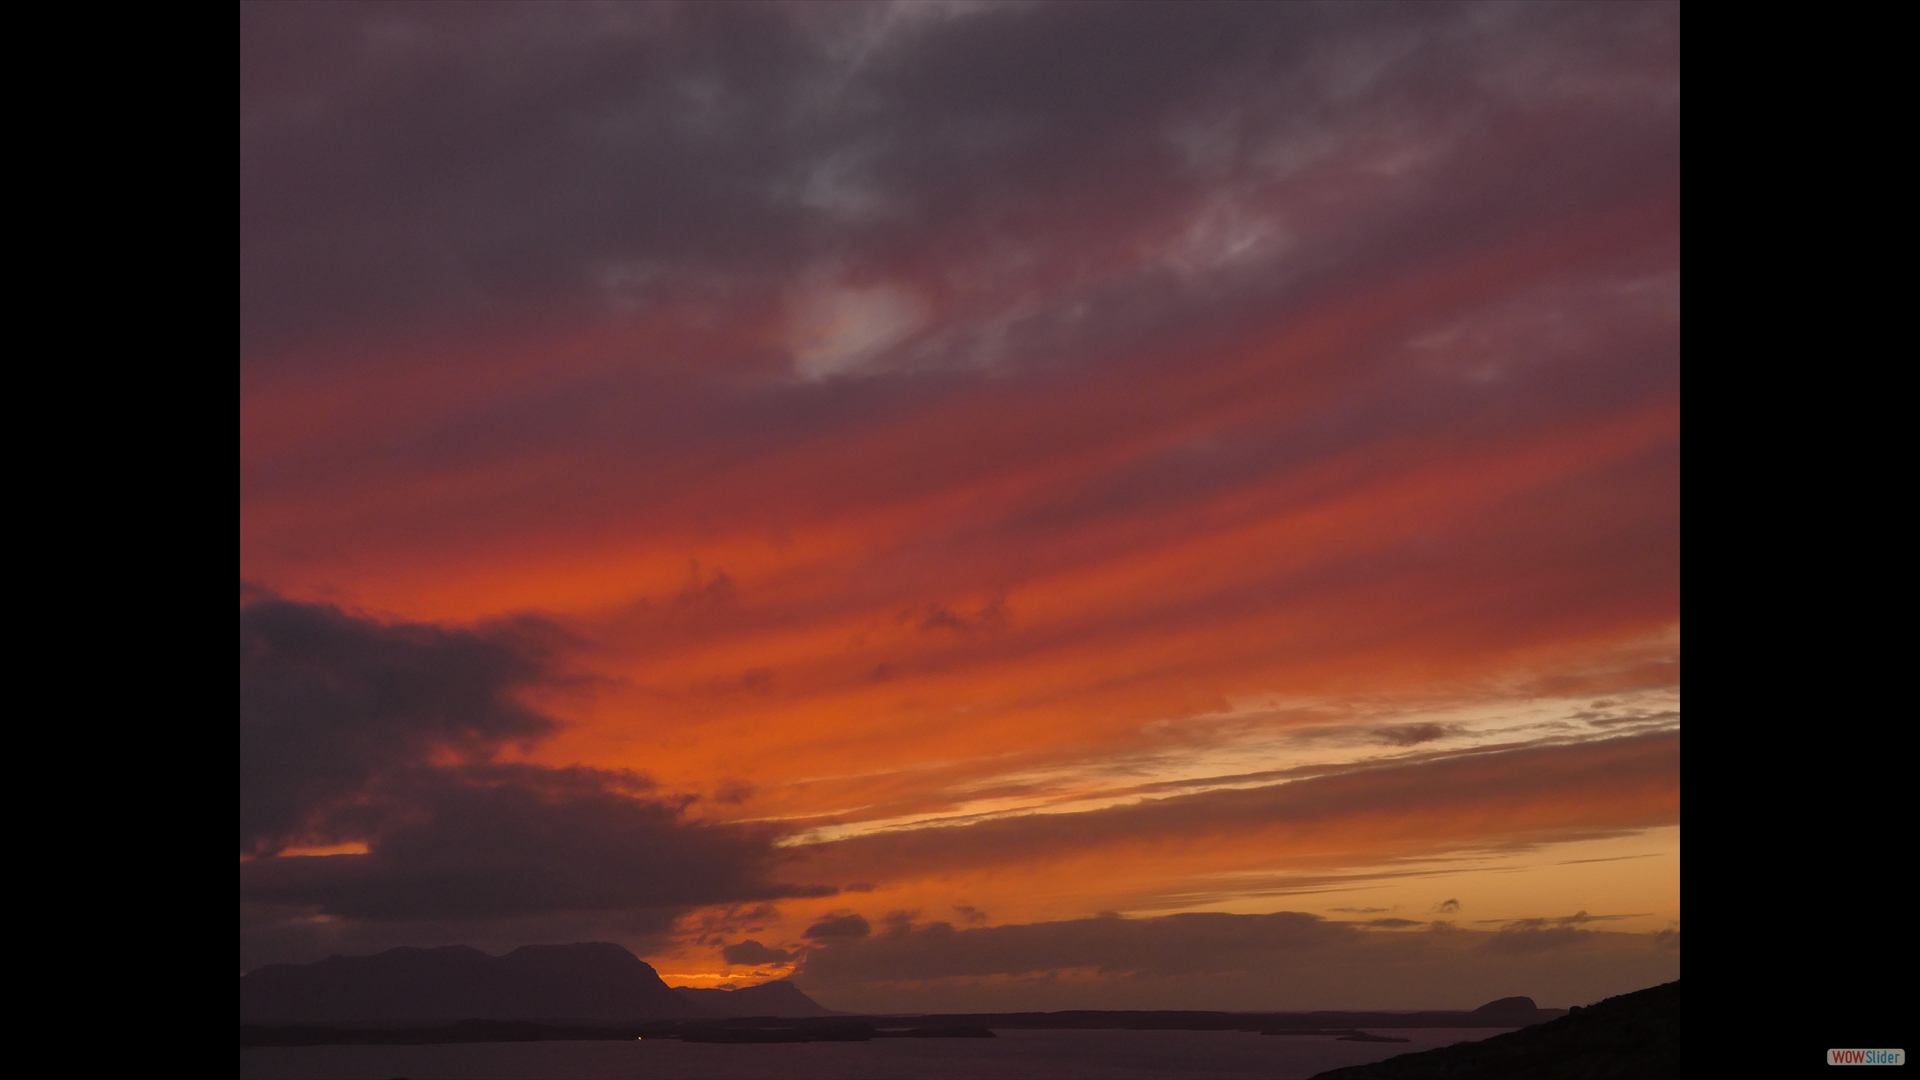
1308;980;1679;1079
240;941;1609;1052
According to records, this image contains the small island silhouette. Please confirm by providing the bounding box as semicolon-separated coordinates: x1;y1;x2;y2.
1307;980;1679;1079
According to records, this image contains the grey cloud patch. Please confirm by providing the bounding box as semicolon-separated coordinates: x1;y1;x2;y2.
1469;911;1646;955
671;563;741;622
913;596;1010;635
240;591;569;856
1375;723;1452;747
919;605;970;633
1567;696;1680;729
713;778;757;805
1479;925;1593;954
1475;911;1640;929
681;903;785;950
1555;910;1642;925
1434;899;1462;914
803;911;1351;982
242;1;1676;370
804;913;873;941
240;1;822;352
722;939;796;966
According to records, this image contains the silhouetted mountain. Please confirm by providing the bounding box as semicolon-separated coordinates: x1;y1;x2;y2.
1309;980;1679;1079
239;943;699;1024
1472;996;1544;1020
670;980;839;1017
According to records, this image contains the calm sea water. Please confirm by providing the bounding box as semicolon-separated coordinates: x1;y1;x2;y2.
238;1027;1513;1079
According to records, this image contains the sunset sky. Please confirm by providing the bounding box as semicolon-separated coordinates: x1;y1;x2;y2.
240;0;1679;1012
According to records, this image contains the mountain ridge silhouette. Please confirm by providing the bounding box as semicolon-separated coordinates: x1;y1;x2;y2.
239;942;832;1023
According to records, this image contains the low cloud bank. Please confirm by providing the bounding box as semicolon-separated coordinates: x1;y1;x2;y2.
795;909;1679;1013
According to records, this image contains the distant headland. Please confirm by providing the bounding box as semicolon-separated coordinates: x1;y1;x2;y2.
240;942;836;1026
1307;980;1679;1079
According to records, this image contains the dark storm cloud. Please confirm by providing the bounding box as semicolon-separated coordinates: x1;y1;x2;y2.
240;0;822;351
240;764;831;921
240;595;833;965
804;913;874;941
241;0;1677;362
722;939;796;966
240;591;568;855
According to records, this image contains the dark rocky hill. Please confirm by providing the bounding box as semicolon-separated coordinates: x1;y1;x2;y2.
239;942;699;1023
1309;980;1679;1079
